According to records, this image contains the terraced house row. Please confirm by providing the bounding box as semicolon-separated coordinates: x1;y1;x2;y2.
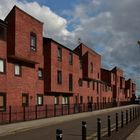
0;6;136;111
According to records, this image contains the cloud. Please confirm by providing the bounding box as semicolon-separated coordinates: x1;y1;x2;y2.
0;0;140;94
68;0;140;94
0;0;74;46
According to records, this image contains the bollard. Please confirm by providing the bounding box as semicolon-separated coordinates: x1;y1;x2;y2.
56;129;63;140
82;121;87;140
108;115;111;137
126;110;128;125
133;108;135;120
135;107;137;119
130;108;132;122
121;111;123;128
97;118;101;140
116;113;118;132
9;106;12;123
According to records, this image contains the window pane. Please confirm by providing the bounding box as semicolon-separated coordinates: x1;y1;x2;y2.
69;52;73;65
0;60;4;72
54;96;59;104
22;94;28;106
31;36;36;46
57;47;62;61
15;64;20;75
38;96;42;105
0;96;4;107
57;70;62;84
30;33;36;51
38;68;43;79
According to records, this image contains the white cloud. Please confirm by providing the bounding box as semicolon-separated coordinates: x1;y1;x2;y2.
0;0;140;94
69;0;140;95
0;0;74;46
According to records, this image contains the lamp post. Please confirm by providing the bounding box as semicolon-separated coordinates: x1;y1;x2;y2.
137;40;140;50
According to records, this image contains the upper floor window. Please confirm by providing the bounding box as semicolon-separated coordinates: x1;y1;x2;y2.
98;73;100;78
14;64;21;76
69;52;73;65
90;62;93;73
80;59;82;69
0;26;6;41
87;81;90;88
38;68;43;79
93;81;95;90
57;70;62;84
78;79;83;87
30;32;36;51
97;83;99;94
0;59;5;73
69;74;73;91
57;47;62;61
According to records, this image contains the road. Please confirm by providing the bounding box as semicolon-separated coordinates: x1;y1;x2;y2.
0;105;139;140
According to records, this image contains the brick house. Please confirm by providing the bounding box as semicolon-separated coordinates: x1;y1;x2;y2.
0;6;44;110
0;6;136;111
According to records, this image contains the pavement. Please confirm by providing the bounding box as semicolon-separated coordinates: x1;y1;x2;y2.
0;104;139;140
127;124;140;140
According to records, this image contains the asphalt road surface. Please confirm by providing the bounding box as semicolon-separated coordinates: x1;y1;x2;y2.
0;105;139;140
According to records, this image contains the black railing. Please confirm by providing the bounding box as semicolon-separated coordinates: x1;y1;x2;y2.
0;101;131;124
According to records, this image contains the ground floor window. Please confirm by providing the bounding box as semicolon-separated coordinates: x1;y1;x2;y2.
37;94;43;106
54;96;59;105
0;93;6;111
80;96;83;104
22;93;29;107
62;96;69;105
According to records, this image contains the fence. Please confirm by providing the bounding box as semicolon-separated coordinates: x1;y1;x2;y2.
56;106;140;140
0;101;131;124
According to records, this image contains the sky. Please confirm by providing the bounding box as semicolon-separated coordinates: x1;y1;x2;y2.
0;0;140;95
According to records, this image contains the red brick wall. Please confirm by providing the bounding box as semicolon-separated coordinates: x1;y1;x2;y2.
0;28;7;93
4;6;44;106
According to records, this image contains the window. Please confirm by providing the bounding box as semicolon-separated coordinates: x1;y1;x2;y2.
91;97;93;103
69;52;73;65
30;32;36;51
62;96;69;104
75;96;78;104
22;94;29;107
93;81;95;90
57;47;62;61
97;83;99;94
80;59;82;69
90;62;93;73
0;26;6;41
54;96;59;105
98;73;100;78
69;74;73;91
57;70;62;84
78;79;83;87
14;64;21;76
0;59;5;73
0;93;6;111
37;94;43;106
87;81;90;88
80;96;83;104
38;68;43;79
87;96;90;103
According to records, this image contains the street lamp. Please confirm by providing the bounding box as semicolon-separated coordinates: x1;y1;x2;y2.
137;40;140;49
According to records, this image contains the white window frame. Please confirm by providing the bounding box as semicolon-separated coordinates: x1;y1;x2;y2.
0;59;4;73
14;64;21;76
